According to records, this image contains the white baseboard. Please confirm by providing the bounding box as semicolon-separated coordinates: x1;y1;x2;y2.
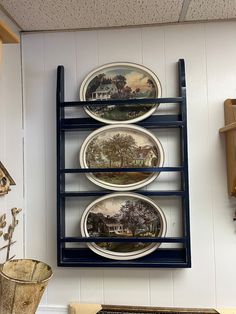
36;305;67;313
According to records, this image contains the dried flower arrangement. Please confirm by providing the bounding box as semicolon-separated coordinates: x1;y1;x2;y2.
0;208;22;262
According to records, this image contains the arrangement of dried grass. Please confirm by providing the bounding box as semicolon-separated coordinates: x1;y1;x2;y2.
0;208;22;262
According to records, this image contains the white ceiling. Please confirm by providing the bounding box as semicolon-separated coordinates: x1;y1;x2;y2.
0;0;236;32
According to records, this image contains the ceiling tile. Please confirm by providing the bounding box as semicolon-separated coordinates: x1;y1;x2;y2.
185;0;230;21
227;0;236;18
102;0;183;26
0;0;183;31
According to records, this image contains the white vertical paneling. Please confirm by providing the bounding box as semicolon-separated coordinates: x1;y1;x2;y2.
22;21;236;310
2;44;23;260
0;44;7;241
74;31;100;193
0;46;6;163
141;27;166;96
164;23;216;307
22;34;47;262
98;28;142;64
149;269;174;307
0;9;23;264
205;21;236;307
47;268;80;306
76;31;99;94
103;268;150;306
43;32;77;268
80;269;104;304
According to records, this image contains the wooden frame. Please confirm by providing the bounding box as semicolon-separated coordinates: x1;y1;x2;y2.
219;99;236;197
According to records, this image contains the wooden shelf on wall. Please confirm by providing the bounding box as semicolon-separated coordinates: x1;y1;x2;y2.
0;20;19;43
219;99;236;197
0;20;20;62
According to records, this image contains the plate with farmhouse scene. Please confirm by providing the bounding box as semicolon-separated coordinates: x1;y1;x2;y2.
79;124;164;191
80;193;167;260
80;62;162;124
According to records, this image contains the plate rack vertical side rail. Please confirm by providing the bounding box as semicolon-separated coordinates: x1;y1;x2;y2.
57;65;65;266
179;59;191;267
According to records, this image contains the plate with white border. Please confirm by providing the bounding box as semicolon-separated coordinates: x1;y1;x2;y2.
79;124;164;191
80;192;167;260
80;62;162;124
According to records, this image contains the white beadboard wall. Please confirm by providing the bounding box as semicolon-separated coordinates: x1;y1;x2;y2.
21;21;236;312
0;11;23;264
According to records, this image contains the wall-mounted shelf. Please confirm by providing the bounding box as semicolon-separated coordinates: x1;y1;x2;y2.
0;20;19;62
56;59;191;268
219;99;236;197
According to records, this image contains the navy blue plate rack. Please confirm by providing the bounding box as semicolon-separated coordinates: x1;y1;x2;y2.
56;59;191;268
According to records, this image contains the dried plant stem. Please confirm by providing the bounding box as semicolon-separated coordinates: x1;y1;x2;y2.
6;239;12;260
0;208;21;262
8;255;15;261
0;241;16;252
6;210;19;261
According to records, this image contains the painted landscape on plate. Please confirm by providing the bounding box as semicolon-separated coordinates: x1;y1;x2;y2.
86;196;163;253
84;65;160;121
84;129;160;186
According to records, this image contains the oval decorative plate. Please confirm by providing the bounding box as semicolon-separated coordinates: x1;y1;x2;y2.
80;62;162;124
79;124;164;191
81;193;167;260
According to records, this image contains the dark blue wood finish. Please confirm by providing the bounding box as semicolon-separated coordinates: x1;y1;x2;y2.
60;166;183;173
61;114;184;130
178;59;191;267
61;248;188;268
60;190;185;197
56;59;191;268
57;65;66;266
61;237;187;243
62;97;183;107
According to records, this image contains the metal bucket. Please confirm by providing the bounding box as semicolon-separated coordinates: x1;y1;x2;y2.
0;259;53;314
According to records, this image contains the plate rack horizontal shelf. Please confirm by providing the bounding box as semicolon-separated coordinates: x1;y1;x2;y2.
61;237;187;243
56;59;191;268
60;190;185;197
60;166;184;173
61;248;188;268
61;97;183;107
61;115;184;130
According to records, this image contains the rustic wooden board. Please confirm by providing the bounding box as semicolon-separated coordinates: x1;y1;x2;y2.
100;305;219;313
0;21;19;43
219;99;236;197
68;304;219;314
68;303;102;314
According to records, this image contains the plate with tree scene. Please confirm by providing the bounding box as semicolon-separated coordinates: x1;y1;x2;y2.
80;62;162;124
79;124;164;191
80;193;167;260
